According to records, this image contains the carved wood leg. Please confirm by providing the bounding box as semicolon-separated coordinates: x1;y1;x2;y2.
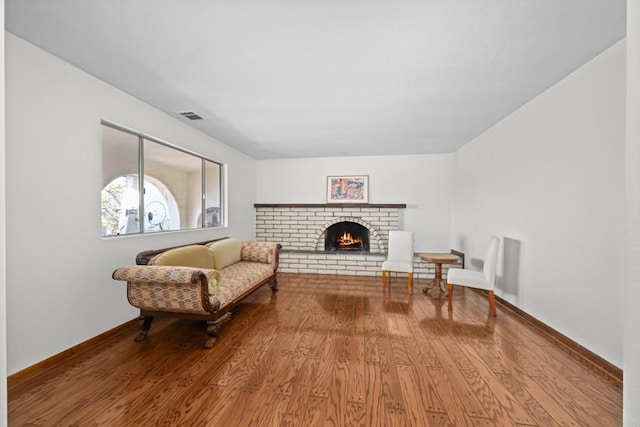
204;313;232;349
269;278;278;291
135;316;154;342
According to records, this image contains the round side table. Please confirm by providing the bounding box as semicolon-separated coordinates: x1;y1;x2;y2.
419;253;460;295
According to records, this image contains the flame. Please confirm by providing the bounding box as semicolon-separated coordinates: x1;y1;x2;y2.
337;232;363;247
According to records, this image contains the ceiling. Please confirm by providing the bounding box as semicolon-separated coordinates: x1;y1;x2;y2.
5;1;626;160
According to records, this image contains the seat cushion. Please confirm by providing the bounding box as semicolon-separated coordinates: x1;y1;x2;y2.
381;260;413;273
209;261;274;308
447;268;491;290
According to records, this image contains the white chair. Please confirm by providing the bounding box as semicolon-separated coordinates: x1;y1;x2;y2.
381;231;414;294
447;236;501;316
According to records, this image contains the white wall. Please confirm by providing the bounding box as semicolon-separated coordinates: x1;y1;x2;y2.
452;40;626;366
1;2;8;424
4;33;257;375
625;0;640;422
256;154;453;252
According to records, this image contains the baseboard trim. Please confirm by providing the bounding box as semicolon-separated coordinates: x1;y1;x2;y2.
7;318;138;391
493;293;622;385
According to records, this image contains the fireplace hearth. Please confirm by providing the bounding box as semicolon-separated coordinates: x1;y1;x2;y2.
325;221;370;253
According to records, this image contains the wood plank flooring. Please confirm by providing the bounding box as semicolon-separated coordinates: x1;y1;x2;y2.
8;273;622;426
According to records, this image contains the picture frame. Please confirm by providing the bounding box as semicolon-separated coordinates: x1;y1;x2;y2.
326;175;369;203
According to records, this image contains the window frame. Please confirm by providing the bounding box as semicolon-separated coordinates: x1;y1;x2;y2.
101;120;226;237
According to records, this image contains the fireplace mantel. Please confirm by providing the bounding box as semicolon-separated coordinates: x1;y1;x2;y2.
254;203;406;208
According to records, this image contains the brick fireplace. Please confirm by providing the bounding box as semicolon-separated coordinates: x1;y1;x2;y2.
254;204;401;252
254;203;459;279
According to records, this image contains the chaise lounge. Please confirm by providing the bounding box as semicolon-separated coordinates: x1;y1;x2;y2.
112;237;281;348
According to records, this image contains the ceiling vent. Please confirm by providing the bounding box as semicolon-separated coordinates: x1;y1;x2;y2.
178;111;203;120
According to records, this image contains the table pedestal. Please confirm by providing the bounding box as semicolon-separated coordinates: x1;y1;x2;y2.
419;253;460;295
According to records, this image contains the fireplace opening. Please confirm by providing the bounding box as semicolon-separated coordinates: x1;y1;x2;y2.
324;222;370;252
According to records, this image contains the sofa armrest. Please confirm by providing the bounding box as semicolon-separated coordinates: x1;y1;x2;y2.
241;241;282;271
112;265;217;315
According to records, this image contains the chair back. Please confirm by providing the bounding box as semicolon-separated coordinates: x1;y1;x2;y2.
387;230;414;262
483;236;501;289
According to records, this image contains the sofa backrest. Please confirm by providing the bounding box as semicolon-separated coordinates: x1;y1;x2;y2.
135;237;229;265
206;238;242;269
151;244;215;269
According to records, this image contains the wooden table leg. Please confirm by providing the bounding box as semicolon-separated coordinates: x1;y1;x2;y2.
423;262;447;295
434;262;446;293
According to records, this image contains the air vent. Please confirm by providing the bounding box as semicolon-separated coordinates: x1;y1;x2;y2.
178;111;203;120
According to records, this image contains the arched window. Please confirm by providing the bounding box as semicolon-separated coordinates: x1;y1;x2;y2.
101;175;180;236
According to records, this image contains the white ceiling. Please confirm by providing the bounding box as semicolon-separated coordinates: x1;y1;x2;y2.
6;1;626;159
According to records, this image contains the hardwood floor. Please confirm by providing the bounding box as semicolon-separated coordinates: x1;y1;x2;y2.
9;273;622;426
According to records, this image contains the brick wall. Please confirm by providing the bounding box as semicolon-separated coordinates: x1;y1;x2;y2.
254;204;461;279
255;205;400;253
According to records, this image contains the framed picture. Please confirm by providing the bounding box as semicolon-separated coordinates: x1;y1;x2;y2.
327;175;369;203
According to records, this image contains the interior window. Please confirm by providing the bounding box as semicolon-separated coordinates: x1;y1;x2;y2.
100;122;224;237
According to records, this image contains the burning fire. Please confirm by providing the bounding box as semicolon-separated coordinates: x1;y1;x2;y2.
337;232;363;248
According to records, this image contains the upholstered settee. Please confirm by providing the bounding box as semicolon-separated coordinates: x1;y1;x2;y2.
112;237;281;348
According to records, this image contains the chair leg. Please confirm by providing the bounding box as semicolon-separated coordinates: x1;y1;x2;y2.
382;270;387;291
408;272;413;294
488;290;497;317
447;283;453;311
